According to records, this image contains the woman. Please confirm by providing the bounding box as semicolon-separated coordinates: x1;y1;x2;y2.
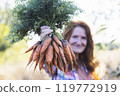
40;20;102;80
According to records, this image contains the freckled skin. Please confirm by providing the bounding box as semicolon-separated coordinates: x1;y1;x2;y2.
69;26;87;54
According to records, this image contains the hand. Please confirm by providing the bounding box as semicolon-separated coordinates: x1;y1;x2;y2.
40;26;53;41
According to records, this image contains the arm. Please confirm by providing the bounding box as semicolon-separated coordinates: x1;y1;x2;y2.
40;26;55;77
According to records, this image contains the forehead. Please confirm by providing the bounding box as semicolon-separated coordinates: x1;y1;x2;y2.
72;26;86;36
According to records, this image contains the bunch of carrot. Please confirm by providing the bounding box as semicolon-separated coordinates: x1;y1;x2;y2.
25;34;77;75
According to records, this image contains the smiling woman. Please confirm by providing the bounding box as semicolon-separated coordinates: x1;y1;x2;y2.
63;21;101;80
41;20;102;80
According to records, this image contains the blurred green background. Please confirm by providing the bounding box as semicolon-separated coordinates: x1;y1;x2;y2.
0;0;120;80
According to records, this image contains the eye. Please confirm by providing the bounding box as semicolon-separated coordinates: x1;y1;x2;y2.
82;37;87;40
72;35;78;38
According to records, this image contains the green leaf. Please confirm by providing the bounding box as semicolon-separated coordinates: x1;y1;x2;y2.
116;66;119;71
96;27;107;34
117;73;120;77
8;0;83;43
111;71;116;74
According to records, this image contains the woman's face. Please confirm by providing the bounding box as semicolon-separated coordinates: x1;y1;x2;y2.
69;26;87;54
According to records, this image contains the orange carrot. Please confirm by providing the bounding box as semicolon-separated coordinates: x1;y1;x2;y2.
25;41;40;53
46;63;51;73
52;41;59;54
59;46;67;64
33;56;40;72
53;52;58;70
45;45;53;65
57;55;64;71
33;44;42;61
26;49;35;66
59;46;67;73
40;37;52;55
62;40;73;70
53;35;62;47
39;53;45;70
68;43;77;65
50;62;53;76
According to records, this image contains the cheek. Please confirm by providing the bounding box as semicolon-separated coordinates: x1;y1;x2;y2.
82;40;87;46
69;38;73;44
69;38;76;45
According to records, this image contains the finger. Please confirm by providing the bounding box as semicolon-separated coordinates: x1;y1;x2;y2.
40;33;45;38
41;26;50;30
40;32;48;39
40;33;45;40
46;31;53;35
40;30;53;39
41;29;53;33
41;31;52;38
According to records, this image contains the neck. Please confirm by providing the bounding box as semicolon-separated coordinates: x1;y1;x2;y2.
75;53;79;60
75;53;83;66
75;53;83;62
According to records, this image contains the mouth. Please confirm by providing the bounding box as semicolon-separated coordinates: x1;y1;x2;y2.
74;45;83;48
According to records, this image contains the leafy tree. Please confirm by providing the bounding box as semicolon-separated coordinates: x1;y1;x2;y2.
0;2;12;52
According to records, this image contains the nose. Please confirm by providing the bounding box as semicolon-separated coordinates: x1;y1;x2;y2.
76;38;82;45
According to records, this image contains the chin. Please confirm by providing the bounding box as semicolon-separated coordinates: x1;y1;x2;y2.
73;48;86;54
73;50;84;54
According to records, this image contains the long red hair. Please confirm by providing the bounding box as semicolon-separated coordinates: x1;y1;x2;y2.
63;21;101;80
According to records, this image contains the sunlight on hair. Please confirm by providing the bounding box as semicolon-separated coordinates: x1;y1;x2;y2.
92;63;105;80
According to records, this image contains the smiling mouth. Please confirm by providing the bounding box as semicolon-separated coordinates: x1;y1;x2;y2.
74;45;83;48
